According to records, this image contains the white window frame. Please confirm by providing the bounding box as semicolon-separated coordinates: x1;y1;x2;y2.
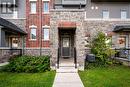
43;1;49;14
30;1;36;14
7;2;13;13
30;27;37;40
42;28;49;41
121;10;127;19
102;10;109;19
1;2;7;13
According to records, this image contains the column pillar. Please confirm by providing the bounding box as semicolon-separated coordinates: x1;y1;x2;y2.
0;26;6;47
22;36;25;55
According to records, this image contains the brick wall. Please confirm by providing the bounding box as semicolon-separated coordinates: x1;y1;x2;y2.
26;0;53;48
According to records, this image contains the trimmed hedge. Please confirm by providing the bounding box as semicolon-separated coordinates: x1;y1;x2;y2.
3;56;50;73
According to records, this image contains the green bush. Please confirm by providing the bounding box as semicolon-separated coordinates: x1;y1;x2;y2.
3;56;50;73
89;32;116;65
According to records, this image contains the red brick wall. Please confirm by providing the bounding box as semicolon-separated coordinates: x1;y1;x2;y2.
26;0;53;48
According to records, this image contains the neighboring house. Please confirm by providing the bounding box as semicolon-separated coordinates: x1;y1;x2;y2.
1;0;130;70
0;0;26;63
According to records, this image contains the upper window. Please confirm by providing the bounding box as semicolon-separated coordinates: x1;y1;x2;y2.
42;28;49;40
30;28;36;40
1;2;13;14
102;10;109;19
121;10;127;19
30;2;36;14
43;1;49;13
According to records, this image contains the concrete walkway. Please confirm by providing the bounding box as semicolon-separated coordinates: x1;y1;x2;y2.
53;68;84;87
0;62;9;67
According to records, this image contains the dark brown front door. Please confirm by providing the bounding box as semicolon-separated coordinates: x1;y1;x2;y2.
61;36;71;57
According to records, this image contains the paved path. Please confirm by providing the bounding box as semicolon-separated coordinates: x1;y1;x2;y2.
53;72;84;87
0;62;9;67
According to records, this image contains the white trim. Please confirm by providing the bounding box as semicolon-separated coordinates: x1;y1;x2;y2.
29;39;37;41
42;25;50;28
29;0;37;1
85;18;130;21
43;12;50;14
0;47;11;49
29;25;37;28
42;0;50;1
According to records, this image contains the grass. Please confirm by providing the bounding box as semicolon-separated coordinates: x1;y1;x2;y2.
0;71;55;87
79;65;130;87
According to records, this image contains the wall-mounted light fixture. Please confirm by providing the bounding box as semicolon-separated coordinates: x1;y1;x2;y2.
91;6;98;10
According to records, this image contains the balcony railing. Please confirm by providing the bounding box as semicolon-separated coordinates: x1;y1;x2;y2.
0;48;22;63
62;0;86;5
114;48;130;60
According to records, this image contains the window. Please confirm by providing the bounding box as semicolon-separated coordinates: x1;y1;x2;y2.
30;2;36;14
7;2;12;13
43;28;49;40
102;10;109;19
121;10;127;19
118;36;128;48
30;28;36;40
12;38;18;48
1;2;13;13
1;2;6;13
43;2;49;13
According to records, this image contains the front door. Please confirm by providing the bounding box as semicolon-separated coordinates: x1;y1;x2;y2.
61;36;71;58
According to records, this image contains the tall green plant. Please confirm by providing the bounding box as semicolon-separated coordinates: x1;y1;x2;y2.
90;32;115;65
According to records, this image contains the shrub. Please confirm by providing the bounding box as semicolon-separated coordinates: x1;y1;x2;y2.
3;56;50;73
88;32;116;65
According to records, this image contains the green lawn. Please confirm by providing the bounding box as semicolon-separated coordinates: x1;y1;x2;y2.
79;65;130;87
0;71;55;87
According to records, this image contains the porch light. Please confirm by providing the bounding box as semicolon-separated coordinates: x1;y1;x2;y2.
91;6;98;10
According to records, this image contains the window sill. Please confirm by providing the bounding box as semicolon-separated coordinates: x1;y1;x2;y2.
29;13;37;15
42;39;50;41
43;12;49;14
29;39;37;41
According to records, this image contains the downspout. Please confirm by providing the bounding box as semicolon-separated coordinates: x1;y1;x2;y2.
40;0;42;56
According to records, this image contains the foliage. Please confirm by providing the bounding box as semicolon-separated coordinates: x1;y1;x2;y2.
3;56;50;73
89;31;116;65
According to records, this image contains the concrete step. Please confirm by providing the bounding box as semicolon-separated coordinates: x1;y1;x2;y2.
56;63;79;67
56;67;78;73
59;64;75;67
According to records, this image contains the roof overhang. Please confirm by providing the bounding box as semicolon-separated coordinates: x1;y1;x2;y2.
0;17;27;35
58;21;76;29
113;25;130;32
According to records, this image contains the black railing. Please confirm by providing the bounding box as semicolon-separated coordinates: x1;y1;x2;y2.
74;47;77;68
57;47;60;69
10;49;22;56
115;48;130;59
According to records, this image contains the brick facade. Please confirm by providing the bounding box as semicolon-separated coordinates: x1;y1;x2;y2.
26;0;53;48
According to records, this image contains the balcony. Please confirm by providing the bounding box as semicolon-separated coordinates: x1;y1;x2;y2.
0;0;18;7
62;0;86;6
91;0;130;2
